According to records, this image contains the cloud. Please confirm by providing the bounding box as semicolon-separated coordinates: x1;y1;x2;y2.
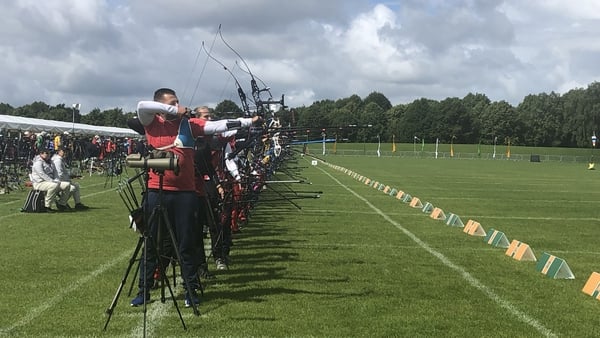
1;0;599;117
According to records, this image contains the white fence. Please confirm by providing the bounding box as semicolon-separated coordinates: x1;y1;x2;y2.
324;150;591;163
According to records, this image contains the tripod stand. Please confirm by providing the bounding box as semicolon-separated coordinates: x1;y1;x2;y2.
104;151;125;188
103;169;200;336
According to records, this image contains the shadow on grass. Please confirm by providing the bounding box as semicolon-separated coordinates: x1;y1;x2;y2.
202;285;372;307
192;188;366;315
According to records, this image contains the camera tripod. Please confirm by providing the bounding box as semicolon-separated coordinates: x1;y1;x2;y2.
103;170;200;336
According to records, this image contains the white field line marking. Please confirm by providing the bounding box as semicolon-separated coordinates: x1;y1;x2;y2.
316;165;557;338
0;250;130;335
131;299;170;338
0;187;113;222
130;278;197;336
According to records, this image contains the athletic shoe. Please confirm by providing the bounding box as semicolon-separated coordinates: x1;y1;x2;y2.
74;203;89;210
215;258;228;271
42;206;57;213
184;291;200;308
130;292;150;307
56;203;71;212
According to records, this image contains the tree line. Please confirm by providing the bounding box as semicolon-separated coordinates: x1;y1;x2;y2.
3;81;600;147
293;81;600;148
0;101;135;130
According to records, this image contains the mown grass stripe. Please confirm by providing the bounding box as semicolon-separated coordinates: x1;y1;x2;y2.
317;164;557;338
0;182;107;206
0;188;114;222
0;250;130;335
298;208;600;221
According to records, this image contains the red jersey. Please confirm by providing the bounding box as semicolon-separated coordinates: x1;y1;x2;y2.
144;115;207;191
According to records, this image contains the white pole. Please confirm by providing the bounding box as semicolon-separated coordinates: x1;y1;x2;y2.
413;136;417;155
72;103;80;135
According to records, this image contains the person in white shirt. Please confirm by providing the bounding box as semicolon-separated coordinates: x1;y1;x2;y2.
30;149;66;212
51;147;89;211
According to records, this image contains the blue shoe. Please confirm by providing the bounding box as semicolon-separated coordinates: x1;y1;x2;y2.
184;291;199;308
131;293;150;307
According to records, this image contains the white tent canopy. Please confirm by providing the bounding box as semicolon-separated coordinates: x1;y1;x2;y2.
0;114;139;137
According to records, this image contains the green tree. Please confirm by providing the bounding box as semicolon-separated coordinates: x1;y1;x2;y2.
0;103;14;115
438;97;470;143
386;104;406;142
334;94;363;110
80;108;127;127
363;91;392;111
330;96;364;142
462;93;491;143
14;101;50;118
397;98;438;143
103;108;128;127
356;102;385;143
81;108;104;126
296;103;328;130
46;104;74;122
480;100;521;144
517;92;562;147
214;99;242;116
561;87;589;147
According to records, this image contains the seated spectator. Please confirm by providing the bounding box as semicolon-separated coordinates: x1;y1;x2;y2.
30;149;66;212
52;147;89;211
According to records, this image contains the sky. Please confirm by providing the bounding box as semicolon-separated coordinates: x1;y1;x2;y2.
2;0;600;115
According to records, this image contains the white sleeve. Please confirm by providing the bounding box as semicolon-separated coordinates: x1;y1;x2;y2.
225;158;240;180
32;161;53;182
238;117;253;128
52;157;65;180
202;120;229;135
52;164;60;181
136;101;179;126
202;118;253;135
223;143;240;180
220;130;238;138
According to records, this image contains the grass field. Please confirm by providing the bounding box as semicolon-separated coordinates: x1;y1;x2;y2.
1;146;599;337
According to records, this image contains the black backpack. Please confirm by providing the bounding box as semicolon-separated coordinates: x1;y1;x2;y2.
21;190;46;212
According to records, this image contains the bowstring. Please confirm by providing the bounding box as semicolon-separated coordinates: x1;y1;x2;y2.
183;24;222;107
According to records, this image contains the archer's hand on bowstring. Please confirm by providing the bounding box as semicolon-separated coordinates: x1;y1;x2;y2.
176;105;192;118
216;183;225;200
251;115;263;125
